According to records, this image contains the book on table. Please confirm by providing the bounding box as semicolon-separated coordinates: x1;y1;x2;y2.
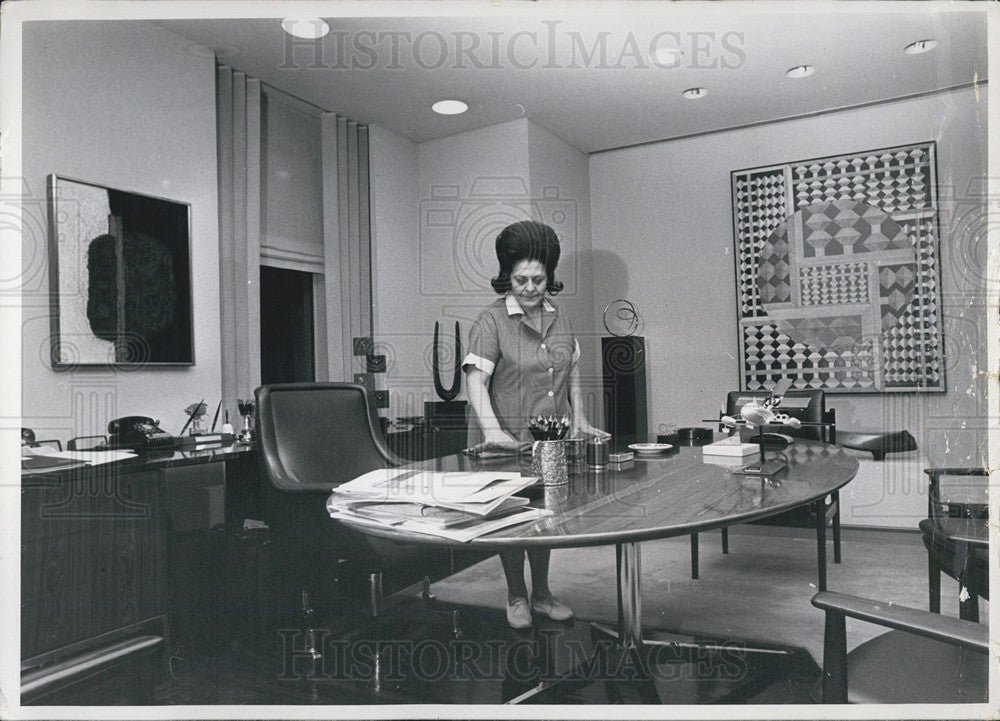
327;468;549;542
329;505;551;543
177;433;236;448
330;468;538;515
329;495;532;529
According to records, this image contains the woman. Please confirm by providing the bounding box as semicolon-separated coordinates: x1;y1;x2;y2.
462;219;610;628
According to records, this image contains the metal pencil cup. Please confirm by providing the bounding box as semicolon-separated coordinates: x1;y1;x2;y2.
587;438;609;468
532;440;568;486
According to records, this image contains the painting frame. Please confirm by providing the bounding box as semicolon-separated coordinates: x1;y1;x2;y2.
47;174;195;368
730;142;945;394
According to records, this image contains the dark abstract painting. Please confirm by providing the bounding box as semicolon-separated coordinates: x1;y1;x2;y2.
48;175;193;366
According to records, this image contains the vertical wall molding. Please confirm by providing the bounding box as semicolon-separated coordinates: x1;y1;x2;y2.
216;65;262;409
321;113;344;381
323;113;373;381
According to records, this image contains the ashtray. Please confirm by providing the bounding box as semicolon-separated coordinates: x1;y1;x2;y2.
627;443;673;457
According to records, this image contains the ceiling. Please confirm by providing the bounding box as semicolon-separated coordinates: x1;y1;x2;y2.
155;2;988;154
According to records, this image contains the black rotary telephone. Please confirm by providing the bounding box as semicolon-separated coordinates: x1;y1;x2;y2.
108;416;178;450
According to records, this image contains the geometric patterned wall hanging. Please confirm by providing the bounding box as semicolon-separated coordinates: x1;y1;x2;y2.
731;142;944;393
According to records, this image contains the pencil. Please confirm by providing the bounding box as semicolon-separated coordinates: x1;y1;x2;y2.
210;400;222;433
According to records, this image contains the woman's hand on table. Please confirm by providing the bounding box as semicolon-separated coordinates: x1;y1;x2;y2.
573;419;611;439
465;430;530;457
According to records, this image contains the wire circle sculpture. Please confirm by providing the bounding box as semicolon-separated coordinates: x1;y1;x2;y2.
602;299;640;337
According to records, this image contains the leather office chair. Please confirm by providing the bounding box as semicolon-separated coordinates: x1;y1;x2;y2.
920;467;988;622
690;390;839;582
254;382;452;612
811;590;988;704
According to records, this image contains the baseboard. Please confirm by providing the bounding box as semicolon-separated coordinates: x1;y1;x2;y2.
721;523;921;544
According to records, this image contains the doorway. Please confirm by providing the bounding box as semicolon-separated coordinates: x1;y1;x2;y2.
260;265;315;384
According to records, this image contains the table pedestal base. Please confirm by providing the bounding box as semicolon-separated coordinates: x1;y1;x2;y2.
505;541;798;705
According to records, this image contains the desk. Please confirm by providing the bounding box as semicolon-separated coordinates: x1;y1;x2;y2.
333;441;859;702
20;444;257;701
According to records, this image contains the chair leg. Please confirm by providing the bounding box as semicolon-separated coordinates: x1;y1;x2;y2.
615;544;625;632
721;527;729;554
927;554;941;614
831;492;841;564
821;609;848;703
959;590;980;623
369;572;383;618
958;557;980;622
421;576;436;603
367;572;385;692
815;498;827;591
690;533;699;579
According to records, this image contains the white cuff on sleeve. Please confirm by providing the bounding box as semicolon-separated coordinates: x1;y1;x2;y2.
462;352;495;376
571;340;581;363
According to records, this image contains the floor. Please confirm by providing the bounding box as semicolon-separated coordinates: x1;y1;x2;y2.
147;601;822;706
40;525;982;708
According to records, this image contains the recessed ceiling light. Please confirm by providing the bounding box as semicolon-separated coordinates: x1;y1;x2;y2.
786;65;815;79
681;87;707;100
432;99;468;115
904;39;938;55
281;17;330;40
649;45;684;67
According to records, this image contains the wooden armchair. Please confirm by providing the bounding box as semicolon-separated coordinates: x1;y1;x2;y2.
811;591;988;704
920;467;988;622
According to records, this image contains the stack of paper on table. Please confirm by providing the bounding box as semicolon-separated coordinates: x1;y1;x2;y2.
702;436;760;457
326;468;550;542
21;445;137;470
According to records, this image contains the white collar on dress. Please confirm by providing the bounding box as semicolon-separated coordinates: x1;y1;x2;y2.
506;294;555;316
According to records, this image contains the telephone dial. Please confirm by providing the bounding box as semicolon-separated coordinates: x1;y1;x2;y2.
108;416;178;451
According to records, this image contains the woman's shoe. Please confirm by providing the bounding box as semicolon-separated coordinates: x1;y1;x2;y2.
507;596;532;628
531;592;574;621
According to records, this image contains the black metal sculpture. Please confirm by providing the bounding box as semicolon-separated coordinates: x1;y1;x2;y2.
432;321;462;401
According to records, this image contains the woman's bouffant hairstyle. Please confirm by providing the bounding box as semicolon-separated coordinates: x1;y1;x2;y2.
490;220;565;295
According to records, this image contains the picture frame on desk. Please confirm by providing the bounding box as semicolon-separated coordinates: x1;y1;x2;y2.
46;174;194;367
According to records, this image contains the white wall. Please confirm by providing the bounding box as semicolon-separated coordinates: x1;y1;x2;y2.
21;21;220;440
527;122;600;419
590;87;989;526
369;124;423;416
371;118;598;423
370;120;532;419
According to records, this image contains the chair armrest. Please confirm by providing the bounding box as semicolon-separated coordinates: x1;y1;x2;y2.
924;467;988;478
835;430;916;460
811;591;988;652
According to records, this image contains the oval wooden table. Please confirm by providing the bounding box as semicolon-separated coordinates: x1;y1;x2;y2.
333;441;859;702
